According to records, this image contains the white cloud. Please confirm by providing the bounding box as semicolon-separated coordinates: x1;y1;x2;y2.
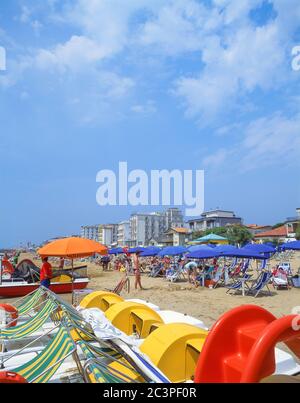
174;19;288;122
203;148;232;167
241;113;300;169
203;113;300;171
35;35;107;72
131;100;157;115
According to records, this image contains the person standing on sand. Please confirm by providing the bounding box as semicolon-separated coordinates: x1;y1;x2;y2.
133;253;143;290
40;257;53;289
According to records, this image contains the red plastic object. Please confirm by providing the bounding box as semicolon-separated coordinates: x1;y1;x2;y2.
0;304;18;327
194;305;300;383
0;372;28;383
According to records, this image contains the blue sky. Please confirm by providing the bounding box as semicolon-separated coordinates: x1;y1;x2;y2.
0;0;299;247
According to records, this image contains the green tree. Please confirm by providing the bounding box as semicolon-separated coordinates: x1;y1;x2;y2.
296;225;300;241
272;222;285;229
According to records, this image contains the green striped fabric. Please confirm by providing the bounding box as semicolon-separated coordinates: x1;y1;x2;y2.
17;288;45;316
79;341;125;383
13;327;75;383
0;299;56;340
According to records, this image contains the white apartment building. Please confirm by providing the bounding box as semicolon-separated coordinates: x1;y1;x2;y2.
117;221;131;246
81;224;118;246
130;208;184;246
81;225;100;241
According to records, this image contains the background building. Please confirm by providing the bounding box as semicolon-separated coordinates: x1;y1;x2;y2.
117;221;131;246
81;225;100;241
245;224;273;236
188;209;243;232
285;208;300;238
81;224;118;246
129;208;185;247
161;227;190;246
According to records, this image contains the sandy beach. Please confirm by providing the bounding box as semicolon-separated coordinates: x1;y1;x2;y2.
4;251;299;330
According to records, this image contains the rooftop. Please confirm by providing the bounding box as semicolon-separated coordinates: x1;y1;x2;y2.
254;225;291;238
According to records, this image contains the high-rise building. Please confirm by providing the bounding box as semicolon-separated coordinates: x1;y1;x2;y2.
81;225;100;241
81;224;118;246
129;208;184;246
117;221;131;246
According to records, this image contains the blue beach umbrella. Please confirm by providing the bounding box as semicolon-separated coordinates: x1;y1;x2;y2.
188;245;213;253
140;247;161;257
186;249;219;260
127;247;146;254
221;248;268;260
243;243;275;254
281;241;300;251
108;247;125;255
158;246;188;257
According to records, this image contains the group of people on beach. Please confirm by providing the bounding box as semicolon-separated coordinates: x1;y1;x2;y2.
98;253;143;290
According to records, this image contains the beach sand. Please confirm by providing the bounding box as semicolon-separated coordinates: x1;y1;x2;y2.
6;251;299;329
2;252;300;362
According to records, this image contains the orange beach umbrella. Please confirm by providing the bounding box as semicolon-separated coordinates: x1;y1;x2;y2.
38;237;107;304
38;237;108;259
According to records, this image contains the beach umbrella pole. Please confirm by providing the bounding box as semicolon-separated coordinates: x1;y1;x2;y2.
71;259;74;305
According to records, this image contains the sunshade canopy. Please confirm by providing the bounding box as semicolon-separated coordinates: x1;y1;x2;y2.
38;237;108;259
192;233;228;244
186;249;219;259
281;241;300;251
127;247;146;254
188;245;213;252
243;243;275;253
158;246;188;257
108;247;125;255
140;247;161;257
222;248;268;259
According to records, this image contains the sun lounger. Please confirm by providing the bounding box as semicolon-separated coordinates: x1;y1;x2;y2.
0;299;57;341
13;288;47;317
166;266;186;282
4;326;76;383
226;274;252;295
78;340;141;383
247;271;273;298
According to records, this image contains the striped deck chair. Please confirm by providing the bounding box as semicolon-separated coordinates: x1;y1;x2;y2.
247;271;273;298
79;341;139;383
226;274;252;295
0;299;57;341
14;288;47;317
8;326;76;383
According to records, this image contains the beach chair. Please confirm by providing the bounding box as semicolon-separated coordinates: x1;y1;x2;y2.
166;265;186;282
212;266;226;288
149;263;164;277
0;299;57;342
226;274;252;295
2;326;77;383
258;259;268;271
247;271;273;298
12;288;47;317
272;268;289;290
78;340;142;383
